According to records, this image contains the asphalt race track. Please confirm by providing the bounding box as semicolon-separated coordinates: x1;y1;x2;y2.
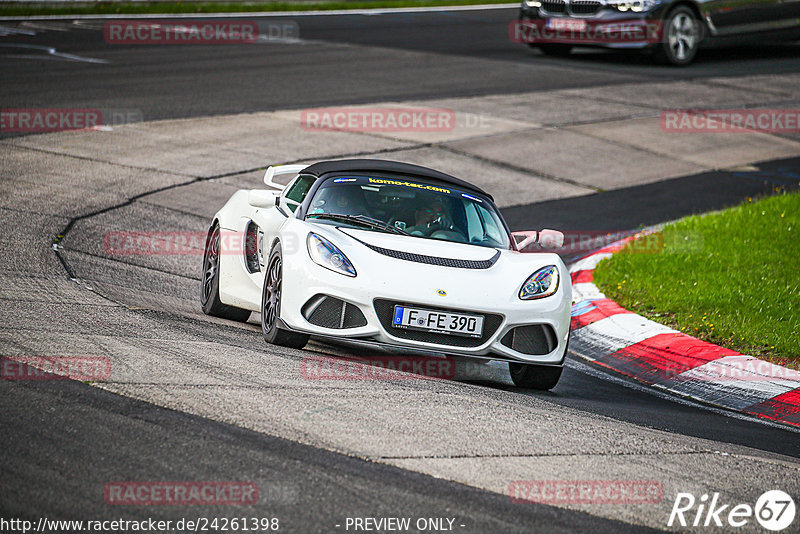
1;7;800;533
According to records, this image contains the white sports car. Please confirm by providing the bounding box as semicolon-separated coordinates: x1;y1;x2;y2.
202;159;571;389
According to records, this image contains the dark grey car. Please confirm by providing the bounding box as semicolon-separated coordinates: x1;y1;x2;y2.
516;0;800;64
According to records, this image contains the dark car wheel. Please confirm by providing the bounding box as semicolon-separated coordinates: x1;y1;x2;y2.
537;44;573;57
654;6;701;66
509;362;563;390
261;244;310;349
508;334;569;390
201;223;252;322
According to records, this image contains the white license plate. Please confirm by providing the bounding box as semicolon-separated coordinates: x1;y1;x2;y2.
546;18;588;32
392;306;484;338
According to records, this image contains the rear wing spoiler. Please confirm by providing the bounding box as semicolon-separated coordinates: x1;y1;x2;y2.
263;164;308;190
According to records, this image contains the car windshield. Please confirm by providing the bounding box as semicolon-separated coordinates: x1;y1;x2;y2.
305;176;511;249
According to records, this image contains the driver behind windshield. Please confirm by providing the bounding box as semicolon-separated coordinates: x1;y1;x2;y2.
308;182;468;243
405;197;467;243
406;200;447;236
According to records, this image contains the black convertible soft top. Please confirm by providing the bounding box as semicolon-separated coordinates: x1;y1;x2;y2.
301;159;493;201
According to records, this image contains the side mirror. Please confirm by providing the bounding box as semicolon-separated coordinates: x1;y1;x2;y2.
248;190;278;209
512;229;565;251
538;229;565;249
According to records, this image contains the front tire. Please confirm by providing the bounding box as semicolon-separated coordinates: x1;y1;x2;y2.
653;6;701;66
509;363;563;390
201;223;251;322
261;244;309;349
508;334;569;390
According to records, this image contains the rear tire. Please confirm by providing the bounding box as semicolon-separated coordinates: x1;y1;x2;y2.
538;44;573;57
201;223;251;322
261;244;310;349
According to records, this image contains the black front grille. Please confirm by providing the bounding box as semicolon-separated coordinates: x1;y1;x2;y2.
569;0;601;15
500;324;557;355
374;299;503;348
352;237;500;270
542;0;566;13
303;295;367;329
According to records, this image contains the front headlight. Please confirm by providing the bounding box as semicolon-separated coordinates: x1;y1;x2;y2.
523;0;542;7
607;0;660;11
307;233;356;277
519;265;559;300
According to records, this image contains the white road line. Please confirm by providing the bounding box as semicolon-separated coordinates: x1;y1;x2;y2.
0;24;35;36
19;20;74;31
0;43;108;63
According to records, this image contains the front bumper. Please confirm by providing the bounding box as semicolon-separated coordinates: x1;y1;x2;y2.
516;7;668;49
280;245;572;366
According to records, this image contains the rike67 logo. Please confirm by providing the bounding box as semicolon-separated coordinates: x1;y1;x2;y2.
668;490;795;531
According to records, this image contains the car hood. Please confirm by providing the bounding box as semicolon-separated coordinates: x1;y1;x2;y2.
291;219;570;309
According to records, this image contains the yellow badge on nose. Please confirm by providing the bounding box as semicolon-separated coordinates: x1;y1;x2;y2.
437;289;447;296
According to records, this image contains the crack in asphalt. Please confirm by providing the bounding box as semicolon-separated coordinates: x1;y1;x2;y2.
6;142;198;177
539;111;659;129
438;143;603;192
38;139;443;283
66;248;203;281
307;121;608;191
377;451;713;460
698;79;796;98
0;297;119;306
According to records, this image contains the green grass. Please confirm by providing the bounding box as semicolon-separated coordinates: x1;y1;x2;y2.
0;0;513;17
594;191;800;367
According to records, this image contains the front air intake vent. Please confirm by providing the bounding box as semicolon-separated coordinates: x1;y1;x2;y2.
500;324;557;355
569;0;601;15
541;0;566;13
302;295;367;329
